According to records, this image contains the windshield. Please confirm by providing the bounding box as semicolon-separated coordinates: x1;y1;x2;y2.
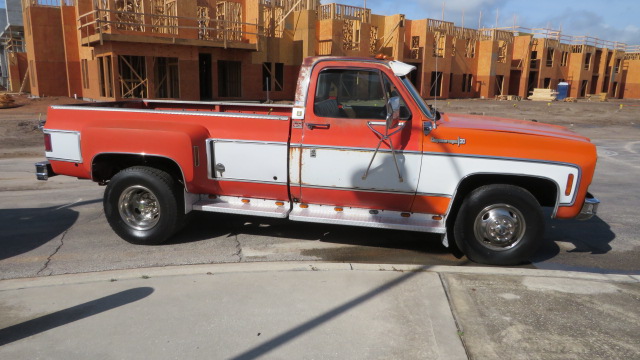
400;76;435;120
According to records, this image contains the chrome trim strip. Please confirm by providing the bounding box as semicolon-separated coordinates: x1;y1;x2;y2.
299;144;422;155
415;192;452;198
49;105;290;121
143;99;294;108
208;138;289;146
421;151;583;171
298;183;416;196
45;157;83;163
212;178;288;185
296;184;451;198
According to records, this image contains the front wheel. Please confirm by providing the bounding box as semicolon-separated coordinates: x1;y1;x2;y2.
104;166;184;245
453;185;544;265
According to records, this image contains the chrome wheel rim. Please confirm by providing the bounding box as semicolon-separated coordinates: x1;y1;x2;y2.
118;185;160;230
473;204;525;251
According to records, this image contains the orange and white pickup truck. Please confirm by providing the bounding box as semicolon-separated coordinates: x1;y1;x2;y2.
36;56;599;265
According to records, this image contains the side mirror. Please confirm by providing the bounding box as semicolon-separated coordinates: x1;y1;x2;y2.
386;96;401;129
428;104;442;121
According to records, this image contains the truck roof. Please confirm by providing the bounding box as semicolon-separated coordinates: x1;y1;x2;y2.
294;56;416;107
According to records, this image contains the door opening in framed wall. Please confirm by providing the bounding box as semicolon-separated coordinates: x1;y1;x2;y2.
118;55;146;98
218;60;241;97
154;57;179;99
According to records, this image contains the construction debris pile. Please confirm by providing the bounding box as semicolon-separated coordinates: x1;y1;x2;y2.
0;94;16;108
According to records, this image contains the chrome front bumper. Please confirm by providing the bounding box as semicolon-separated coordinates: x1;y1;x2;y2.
35;161;56;181
576;192;600;221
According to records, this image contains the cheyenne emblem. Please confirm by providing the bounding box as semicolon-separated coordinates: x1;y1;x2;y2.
431;136;467;146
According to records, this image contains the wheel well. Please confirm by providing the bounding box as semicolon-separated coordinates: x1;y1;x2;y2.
92;154;184;185
446;174;557;227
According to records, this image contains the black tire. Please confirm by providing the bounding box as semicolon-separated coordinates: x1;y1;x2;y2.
104;166;184;245
453;184;543;265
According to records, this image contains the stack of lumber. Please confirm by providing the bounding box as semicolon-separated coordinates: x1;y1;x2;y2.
0;94;15;108
528;88;558;101
563;97;577;102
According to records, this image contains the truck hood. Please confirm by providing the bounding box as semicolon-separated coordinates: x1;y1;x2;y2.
440;113;590;142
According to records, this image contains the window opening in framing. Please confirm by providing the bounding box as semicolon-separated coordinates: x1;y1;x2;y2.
118;55;146;98
154;57;179;98
433;32;445;57
218;60;241;97
560;51;568;66
411;36;420;59
543;77;551;89
546;48;554;67
497;41;507;63
216;1;242;42
464;39;475;58
369;26;378;55
114;0;145;32
614;59;621;73
584;53;592;71
197;6;212;40
343;19;361;51
151;0;178;35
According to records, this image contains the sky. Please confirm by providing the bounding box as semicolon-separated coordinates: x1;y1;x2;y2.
331;0;640;45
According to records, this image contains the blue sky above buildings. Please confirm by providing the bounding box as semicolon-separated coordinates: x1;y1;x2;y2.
1;1;637;45
336;0;639;45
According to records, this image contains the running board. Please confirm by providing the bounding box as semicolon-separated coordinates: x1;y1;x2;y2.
192;196;290;218
289;204;446;233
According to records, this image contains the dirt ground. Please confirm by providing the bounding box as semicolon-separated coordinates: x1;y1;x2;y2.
0;94;86;158
0;94;638;158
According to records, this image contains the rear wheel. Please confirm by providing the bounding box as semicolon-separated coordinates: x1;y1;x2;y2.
453;184;543;265
104;166;184;245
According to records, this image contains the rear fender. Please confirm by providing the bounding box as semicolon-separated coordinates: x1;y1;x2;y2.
83;122;210;193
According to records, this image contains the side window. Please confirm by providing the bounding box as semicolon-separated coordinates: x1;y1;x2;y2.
314;69;410;120
382;74;411;120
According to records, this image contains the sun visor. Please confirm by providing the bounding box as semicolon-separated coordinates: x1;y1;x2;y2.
388;61;416;76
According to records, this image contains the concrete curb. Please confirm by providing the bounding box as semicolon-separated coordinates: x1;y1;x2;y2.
1;262;638;291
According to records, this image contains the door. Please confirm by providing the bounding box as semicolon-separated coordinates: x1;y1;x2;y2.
199;53;212;100
297;64;421;212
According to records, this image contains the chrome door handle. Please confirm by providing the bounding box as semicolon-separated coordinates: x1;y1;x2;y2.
306;123;331;130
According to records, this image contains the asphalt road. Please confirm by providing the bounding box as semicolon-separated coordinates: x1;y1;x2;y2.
1;130;639;279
